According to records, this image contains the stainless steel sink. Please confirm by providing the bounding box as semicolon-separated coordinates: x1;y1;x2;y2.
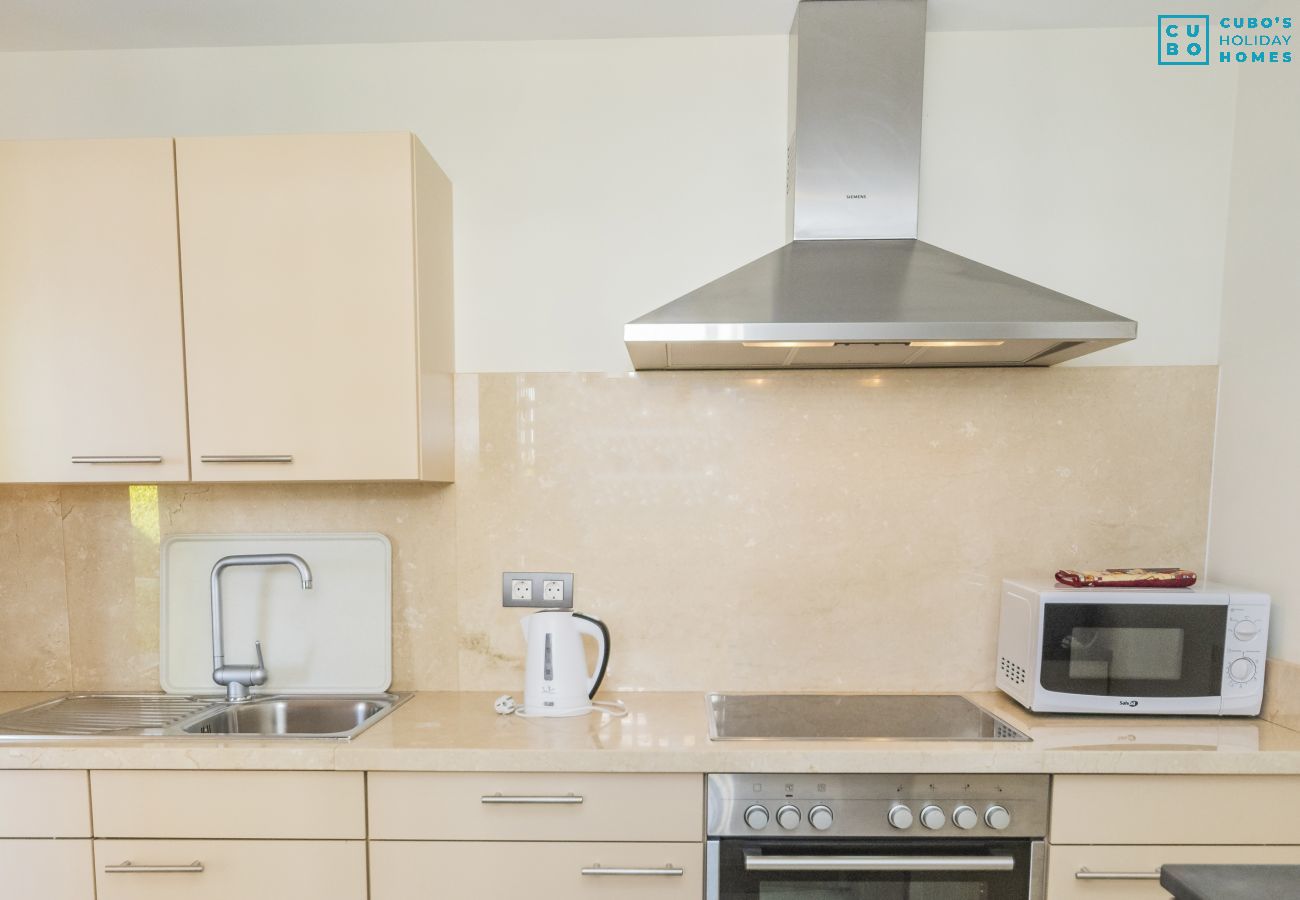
181;696;397;738
0;692;407;741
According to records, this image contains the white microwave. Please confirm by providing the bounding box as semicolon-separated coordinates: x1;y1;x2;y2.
996;578;1269;716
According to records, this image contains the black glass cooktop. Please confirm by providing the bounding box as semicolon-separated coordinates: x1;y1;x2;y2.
707;693;1031;742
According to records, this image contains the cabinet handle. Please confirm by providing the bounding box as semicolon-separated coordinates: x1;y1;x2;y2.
480;793;584;805
105;860;204;874
200;455;293;464
581;865;684;877
71;456;163;464
1075;868;1161;880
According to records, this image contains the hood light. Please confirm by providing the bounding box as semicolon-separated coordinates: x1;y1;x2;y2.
908;340;1006;348
742;341;837;349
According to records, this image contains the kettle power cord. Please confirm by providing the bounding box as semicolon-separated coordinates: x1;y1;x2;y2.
492;695;628;718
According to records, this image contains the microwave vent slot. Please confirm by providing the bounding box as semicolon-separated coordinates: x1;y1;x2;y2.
1000;656;1027;686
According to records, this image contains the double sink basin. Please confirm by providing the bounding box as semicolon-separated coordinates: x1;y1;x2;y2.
0;692;407;740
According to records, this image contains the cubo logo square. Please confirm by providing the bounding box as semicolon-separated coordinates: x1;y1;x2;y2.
1159;15;1211;65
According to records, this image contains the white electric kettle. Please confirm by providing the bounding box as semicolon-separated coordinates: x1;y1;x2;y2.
520;610;611;717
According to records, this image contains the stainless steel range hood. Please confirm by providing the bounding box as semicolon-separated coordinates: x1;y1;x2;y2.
624;0;1136;370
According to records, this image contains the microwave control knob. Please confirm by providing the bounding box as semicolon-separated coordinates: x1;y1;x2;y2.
952;805;978;830
809;805;834;831
1228;657;1256;682
887;805;914;830
1233;620;1259;641
743;805;770;830
920;805;946;830
985;806;1012;831
776;805;801;830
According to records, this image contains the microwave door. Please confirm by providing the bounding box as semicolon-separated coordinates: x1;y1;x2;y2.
1039;603;1226;699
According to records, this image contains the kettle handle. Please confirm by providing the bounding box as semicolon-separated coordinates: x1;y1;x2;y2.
571;612;611;700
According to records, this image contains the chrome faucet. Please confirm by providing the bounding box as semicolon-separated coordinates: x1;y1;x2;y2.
210;553;313;702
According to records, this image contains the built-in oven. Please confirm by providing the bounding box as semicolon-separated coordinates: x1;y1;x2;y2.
706;774;1048;900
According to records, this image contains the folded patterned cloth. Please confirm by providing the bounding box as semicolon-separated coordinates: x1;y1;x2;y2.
1055;567;1198;588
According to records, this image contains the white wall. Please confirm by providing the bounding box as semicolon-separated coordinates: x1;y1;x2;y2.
1207;63;1300;663
0;28;1238;371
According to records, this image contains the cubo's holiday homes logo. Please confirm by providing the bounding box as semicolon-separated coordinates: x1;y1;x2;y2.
1159;13;1294;65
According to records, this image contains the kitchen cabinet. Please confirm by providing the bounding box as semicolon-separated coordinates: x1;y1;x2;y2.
1048;775;1300;899
0;771;94;899
1048;845;1300;899
0;841;95;900
175;132;454;482
368;771;702;841
90;770;365;838
1050;775;1300;845
368;772;704;899
88;771;366;899
0;138;191;483
370;840;703;900
93;839;366;900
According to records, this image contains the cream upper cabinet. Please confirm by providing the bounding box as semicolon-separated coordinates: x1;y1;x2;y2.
176;132;454;482
0;138;191;483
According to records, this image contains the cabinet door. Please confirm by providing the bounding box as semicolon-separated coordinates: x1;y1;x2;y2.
1047;844;1300;899
176;133;422;481
0;839;94;900
370;841;703;900
0;138;190;483
94;839;366;900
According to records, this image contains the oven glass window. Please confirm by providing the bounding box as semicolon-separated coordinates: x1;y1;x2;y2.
760;883;986;899
714;839;1031;900
1041;603;1225;697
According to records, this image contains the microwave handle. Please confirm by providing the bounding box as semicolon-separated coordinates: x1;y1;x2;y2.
744;853;1016;873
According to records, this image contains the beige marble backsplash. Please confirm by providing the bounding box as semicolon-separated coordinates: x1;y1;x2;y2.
0;367;1219;695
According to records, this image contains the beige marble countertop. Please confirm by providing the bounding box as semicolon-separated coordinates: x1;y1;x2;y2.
1;691;1298;774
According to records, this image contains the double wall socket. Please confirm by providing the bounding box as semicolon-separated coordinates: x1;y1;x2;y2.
502;572;574;609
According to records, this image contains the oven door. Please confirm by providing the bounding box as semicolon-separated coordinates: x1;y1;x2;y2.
707;838;1044;900
1039;602;1226;699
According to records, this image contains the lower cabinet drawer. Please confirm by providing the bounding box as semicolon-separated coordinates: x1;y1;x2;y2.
370;840;703;900
0;838;94;900
1048;844;1300;899
93;839;367;900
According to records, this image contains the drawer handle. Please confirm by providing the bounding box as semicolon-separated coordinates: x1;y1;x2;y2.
200;455;294;463
72;456;163;464
1075;868;1161;881
105;860;204;874
480;793;584;805
581;865;684;877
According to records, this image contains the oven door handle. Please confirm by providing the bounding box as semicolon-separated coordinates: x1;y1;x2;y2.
743;853;1016;873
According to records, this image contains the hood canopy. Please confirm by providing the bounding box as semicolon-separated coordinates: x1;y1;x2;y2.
624;0;1136;370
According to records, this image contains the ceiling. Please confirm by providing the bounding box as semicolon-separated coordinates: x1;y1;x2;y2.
0;0;1192;52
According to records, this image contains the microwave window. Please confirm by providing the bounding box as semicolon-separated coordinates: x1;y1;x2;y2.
1040;603;1226;698
1067;627;1184;681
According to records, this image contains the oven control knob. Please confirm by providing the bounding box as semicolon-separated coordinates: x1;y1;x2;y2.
952;805;978;830
743;805;770;830
809;805;834;831
888;805;914;829
1228;657;1257;682
776;805;801;830
920;805;946;830
985;805;1012;830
